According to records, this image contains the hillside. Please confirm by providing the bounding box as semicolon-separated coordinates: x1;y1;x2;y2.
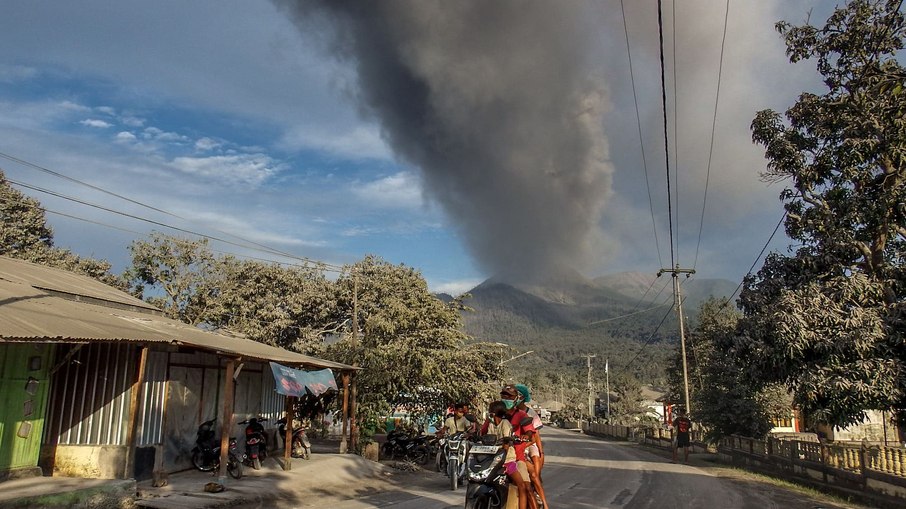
458;271;737;390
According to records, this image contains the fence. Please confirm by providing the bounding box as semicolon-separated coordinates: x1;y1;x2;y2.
578;421;906;506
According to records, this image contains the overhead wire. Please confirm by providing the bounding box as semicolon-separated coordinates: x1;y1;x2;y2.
671;0;680;266
657;0;677;269
0;151;345;271
693;0;731;270
619;0;664;268
4;175;346;272
721;210;788;309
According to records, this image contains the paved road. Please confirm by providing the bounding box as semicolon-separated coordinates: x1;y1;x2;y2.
313;428;859;509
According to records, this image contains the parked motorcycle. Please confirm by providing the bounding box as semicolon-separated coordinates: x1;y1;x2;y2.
445;431;473;490
237;417;268;470
190;418;243;479
433;434;447;472
381;428;431;464
276;416;312;460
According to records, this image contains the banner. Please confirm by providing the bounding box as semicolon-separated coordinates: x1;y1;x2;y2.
270;362;338;398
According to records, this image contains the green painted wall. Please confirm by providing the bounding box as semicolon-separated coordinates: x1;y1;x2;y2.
0;343;52;473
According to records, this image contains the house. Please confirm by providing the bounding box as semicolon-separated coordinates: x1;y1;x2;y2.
0;256;356;481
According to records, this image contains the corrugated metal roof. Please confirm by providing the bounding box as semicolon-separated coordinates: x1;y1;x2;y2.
0;256;355;370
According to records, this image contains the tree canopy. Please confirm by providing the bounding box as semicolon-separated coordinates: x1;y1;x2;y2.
739;0;906;428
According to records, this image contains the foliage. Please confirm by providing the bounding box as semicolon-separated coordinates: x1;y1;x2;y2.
740;0;906;428
324;256;504;443
0;170;123;288
608;373;655;426
670;299;788;440
125;233;218;324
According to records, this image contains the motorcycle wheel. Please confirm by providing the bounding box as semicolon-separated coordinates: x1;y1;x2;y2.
381;443;394;460
191;450;214;472
252;456;262;470
227;453;243;480
449;458;459;490
411;445;431;466
464;497;487;509
435;450;445;472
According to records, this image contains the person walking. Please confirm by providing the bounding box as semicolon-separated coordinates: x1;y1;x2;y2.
672;408;692;463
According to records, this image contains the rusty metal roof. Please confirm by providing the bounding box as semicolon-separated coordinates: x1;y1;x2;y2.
0;256;355;370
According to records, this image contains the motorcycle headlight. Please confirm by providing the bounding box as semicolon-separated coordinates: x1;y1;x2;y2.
468;451;505;482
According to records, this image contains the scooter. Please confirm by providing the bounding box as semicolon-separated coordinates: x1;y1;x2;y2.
190;418;243;479
276;416;312;460
464;416;536;509
237;417;268;470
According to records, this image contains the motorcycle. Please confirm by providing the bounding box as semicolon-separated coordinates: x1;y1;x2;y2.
190;418;243;479
464;416;537;509
237;417;268;470
276;416;312;460
434;434;448;472
380;428;431;464
444;431;472;490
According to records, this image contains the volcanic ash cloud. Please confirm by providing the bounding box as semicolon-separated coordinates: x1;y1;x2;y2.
277;0;614;280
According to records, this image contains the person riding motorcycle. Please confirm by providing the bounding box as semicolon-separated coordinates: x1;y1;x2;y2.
515;384;546;474
442;402;473;435
500;385;537;509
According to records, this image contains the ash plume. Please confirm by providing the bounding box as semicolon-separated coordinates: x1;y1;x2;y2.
276;0;613;281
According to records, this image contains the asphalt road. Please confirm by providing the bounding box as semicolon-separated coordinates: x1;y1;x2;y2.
314;428;860;509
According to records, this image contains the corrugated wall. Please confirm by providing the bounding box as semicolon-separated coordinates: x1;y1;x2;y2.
45;343;135;446
136;351;168;446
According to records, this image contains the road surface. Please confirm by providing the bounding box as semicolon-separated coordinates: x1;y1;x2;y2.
310;427;860;509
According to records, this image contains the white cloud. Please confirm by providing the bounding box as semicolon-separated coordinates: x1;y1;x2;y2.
79;118;112;128
430;278;482;296
115;131;136;142
121;116;145;127
278;124;391;160
352;171;424;209
96;106;116;116
169;153;282;186
142;126;189;143
194;137;220;151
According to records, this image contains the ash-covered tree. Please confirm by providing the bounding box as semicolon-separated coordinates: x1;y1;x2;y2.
125;232;219;324
324;255;503;444
669;299;789;440
202;256;337;354
0;170;122;288
738;0;906;428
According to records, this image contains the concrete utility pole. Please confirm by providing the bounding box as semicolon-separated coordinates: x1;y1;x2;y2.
605;358;610;420
585;354;596;417
657;265;695;415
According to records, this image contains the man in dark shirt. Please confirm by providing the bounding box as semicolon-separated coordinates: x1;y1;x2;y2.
672;409;692;463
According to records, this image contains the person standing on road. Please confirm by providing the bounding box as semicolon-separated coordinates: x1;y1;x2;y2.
672;408;692;463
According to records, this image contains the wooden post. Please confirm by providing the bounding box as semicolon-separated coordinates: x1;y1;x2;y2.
124;346;149;479
283;396;294;471
340;371;350;453
218;358;236;483
350;374;358;453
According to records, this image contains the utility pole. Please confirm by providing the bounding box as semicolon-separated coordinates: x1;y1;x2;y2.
349;271;360;453
657;265;695;415
584;354;596;418
605;358;610;421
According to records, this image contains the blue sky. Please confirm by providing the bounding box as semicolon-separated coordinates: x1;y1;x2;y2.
0;1;834;295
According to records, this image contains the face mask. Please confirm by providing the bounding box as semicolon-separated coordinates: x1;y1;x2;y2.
502;399;516;410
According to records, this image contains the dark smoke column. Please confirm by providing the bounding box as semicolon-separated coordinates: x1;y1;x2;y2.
277;0;613;281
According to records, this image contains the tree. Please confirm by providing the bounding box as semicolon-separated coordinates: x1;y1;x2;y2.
671;299;789;440
739;0;906;428
202;257;337;354
0;170;122;288
125;233;218;324
324;256;503;444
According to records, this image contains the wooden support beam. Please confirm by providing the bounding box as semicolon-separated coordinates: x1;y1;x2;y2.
124;345;149;479
340;371;350;453
218;358;236;482
283;395;294;471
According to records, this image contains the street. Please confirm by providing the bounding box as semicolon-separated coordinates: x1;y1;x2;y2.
301;428;862;509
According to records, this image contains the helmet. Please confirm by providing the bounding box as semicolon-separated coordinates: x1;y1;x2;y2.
500;384;519;399
514;384;531;403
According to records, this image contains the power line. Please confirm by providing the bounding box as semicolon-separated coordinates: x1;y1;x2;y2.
671;0;680;265
693;0;731;270
619;0;663;268
4;176;345;272
657;0;677;269
0;152;344;270
619;304;675;374
721;210;788;309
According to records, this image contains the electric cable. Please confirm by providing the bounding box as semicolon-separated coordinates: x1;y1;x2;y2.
657;0;677;269
693;0;731;270
721;210;788;309
619;0;664;268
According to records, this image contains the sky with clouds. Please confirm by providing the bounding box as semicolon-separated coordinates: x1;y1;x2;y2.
0;0;836;295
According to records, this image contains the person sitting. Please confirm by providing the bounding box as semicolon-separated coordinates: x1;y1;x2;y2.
442;402;471;436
